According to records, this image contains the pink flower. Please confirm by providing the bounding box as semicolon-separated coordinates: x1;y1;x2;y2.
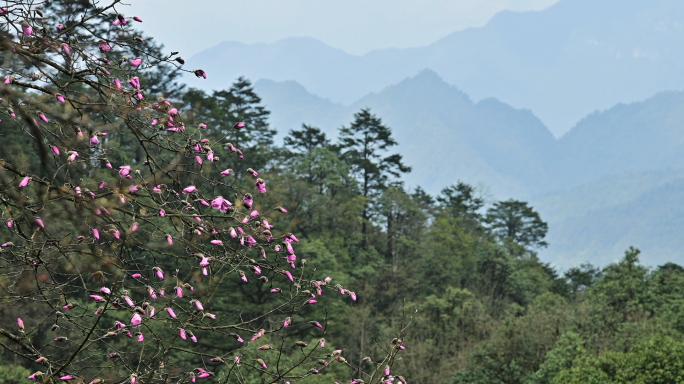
131;274;141;279
159;210;165;218
151;119;157;126
22;24;33;36
99;43;111;52
283;271;293;282
167;308;176;318
18;177;30;188
149;307;156;318
93;229;100;239
168;108;178;115
17;318;24;330
90;295;104;301
350;292;357;301
180;328;187;340
114;78;121;89
56;95;65;103
130;58;142;67
105;162;112;169
138;333;144;342
195;156;203;165
60;376;73;381
124;296;134;307
221;169;232;176
166;235;173;245
62;44;70;55
155;268;164;280
307;300;317;305
210;240;223;246
195;301;204;311
131;222;138;232
211;196;231;213
131;313;142;325
52;146;60;155
100;287;111;294
176;286;183;298
183;185;196;194
129;185;139;194
6;221;11;228
39;114;49;123
119;165;131;178
199;200;210;207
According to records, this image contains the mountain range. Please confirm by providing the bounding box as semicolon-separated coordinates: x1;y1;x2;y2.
179;0;684;269
250;70;684;269
185;0;684;137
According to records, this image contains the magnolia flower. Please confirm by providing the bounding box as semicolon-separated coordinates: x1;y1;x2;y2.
99;43;111;52
100;287;111;294
166;235;173;245
131;58;142;67
210;240;223;246
90;295;104;301
195;156;203;165
119;165;131;178
124;296;135;307
52;146;60;155
17;318;24;330
21;21;33;36
18;177;30;188
56;94;65;103
129;185;139;194
221;168;233;177
211;196;231;213
167;308;176;318
195;301;204;311
93;229;100;240
183;185;196;194
179;328;187;340
114;78;121;89
131;313;142;325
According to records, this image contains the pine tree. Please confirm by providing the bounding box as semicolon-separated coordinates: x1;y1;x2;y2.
337;108;411;243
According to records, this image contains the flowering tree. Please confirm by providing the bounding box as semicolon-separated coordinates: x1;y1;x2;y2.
0;1;409;383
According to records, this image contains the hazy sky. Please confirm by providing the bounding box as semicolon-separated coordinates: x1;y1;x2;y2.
126;0;560;57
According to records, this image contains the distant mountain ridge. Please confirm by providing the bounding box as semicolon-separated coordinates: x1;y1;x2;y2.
252;72;684;269
187;0;684;136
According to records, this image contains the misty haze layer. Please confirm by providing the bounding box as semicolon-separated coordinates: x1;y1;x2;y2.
186;0;684;137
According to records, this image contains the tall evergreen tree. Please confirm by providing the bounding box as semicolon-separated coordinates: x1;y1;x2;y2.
285;124;330;153
484;199;549;249
337;108;411;242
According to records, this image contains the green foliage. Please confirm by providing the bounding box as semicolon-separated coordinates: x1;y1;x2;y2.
552;337;684;384
0;363;30;384
485;199;549;249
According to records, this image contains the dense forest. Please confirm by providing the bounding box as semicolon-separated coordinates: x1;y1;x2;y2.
4;72;684;383
2;2;684;382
